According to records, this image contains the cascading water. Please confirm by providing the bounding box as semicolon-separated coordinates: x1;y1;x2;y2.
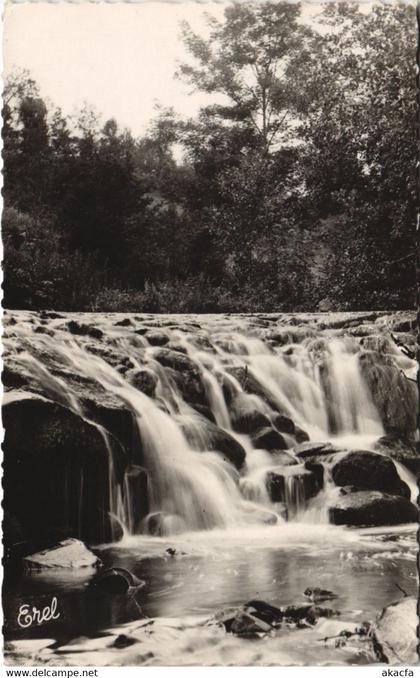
3;311;417;540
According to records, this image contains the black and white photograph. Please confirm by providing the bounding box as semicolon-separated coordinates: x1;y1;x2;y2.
1;0;418;667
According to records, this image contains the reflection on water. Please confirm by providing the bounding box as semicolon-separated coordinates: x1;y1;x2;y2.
4;523;417;665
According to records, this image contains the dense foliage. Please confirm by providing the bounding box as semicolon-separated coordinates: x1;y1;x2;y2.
2;2;416;312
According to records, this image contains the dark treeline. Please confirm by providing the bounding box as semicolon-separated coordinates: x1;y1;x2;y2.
2;2;416;312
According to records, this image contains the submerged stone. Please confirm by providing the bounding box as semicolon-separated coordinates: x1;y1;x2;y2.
90;567;146;594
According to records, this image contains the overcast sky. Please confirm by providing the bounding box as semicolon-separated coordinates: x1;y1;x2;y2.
4;2;355;137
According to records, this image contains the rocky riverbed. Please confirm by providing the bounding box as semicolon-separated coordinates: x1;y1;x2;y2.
2;309;419;665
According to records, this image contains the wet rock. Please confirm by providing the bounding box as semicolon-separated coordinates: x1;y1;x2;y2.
4;344;135;453
392;318;416;333
245;600;284;625
266;467;322;503
230;394;271;435
127;368;158;398
252;426;288;451
145;331;169;346
123;466;149;532
154;349;207;406
303;461;324;493
303;588;338;603
331;451;410;499
191;403;216;423
39;311;63;320
67;320;103;340
217;600;283;636
282;604;337;625
321;313;381;330
2;363;28;389
272;414;295;435
212;598;337;636
166;342;188;354
114;318;132;327
3;392;127;546
182;419;246;469
338;485;359;496
208;607;243;632
329;491;418;527
206;425;247;469
294;426;310;443
23;539;100;569
112;634;138;649
81;399;135;455
267;327;316;345
373;597;417;664
360;352;418;439
144;512;186;536
153;348;196;373
374;434;420;476
271;450;297;466
90;567;146;594
294;442;336;459
230;610;273;636
224;366;277;409
34;325;55;336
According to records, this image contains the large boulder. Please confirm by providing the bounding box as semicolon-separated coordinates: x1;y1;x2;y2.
331;451;410;499
329;491;418;527
372;597;418;665
3;348;136;454
360;351;418;440
3;392;127;547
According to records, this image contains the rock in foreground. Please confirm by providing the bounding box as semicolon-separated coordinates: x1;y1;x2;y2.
23;539;101;569
373;597;418;664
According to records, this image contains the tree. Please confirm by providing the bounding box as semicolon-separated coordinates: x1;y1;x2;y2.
291;3;417;308
178;2;311;154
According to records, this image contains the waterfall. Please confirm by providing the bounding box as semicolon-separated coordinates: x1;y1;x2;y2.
4;311;415;540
